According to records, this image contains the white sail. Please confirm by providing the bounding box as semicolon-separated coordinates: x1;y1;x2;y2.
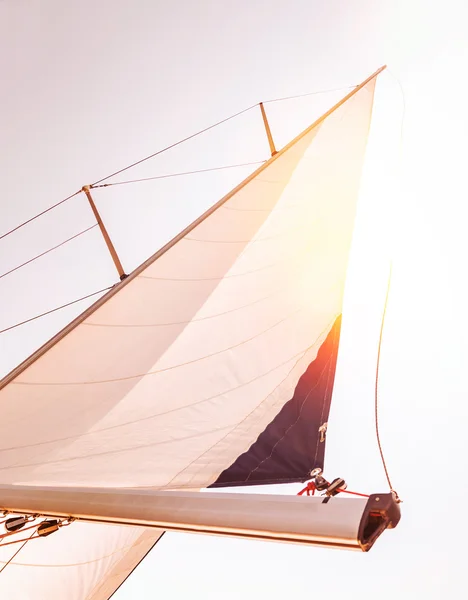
0;75;377;599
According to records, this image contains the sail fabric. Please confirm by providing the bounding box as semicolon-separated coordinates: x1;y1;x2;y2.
0;523;163;600
0;79;376;598
212;315;342;486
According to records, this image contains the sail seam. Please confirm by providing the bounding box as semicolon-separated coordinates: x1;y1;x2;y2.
11;306;306;385
0;345;321;454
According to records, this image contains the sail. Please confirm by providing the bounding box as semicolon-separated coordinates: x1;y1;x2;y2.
0;76;377;598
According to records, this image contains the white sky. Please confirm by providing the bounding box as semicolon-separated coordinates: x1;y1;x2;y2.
1;0;467;598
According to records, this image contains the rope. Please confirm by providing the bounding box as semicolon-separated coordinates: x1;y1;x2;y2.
0;534;39;550
0;191;81;241
0;532;35;574
336;488;369;498
0;522;38;541
375;263;400;501
297;483;369;498
91;161;266;189
297;481;316;496
0;224;98;281
0;286;113;335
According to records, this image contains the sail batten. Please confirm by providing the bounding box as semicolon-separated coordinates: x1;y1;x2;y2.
0;69;381;599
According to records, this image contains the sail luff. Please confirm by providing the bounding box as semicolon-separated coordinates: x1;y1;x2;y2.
0;65;385;391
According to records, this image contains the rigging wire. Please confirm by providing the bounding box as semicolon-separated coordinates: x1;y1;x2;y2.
374;263;400;501
0;191;81;242
0;286;113;335
0;224;98;281
0;82;360;334
91;160;266;189
91;84;357;186
263;85;356;104
1;83;357;239
91;104;259;186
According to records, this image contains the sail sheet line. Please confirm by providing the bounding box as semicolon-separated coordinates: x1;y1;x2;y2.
0;318;337;455
0;532;35;575
374;263;400;500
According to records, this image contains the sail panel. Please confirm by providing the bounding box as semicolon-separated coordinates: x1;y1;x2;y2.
0;78;376;599
212;315;341;486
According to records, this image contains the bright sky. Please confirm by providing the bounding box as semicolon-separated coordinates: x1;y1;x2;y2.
1;0;467;598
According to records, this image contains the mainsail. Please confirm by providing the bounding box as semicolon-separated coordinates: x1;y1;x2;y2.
0;69;384;599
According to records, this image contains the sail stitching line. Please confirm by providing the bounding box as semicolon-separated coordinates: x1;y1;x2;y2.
136;236;313;282
221;203;301;212
85;237;329;328
83;286;290;328
0;424;235;472
11;306;306;385
184;221;311;243
0;542;137;568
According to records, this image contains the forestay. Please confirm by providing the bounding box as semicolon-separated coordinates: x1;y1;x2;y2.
0;77;376;599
